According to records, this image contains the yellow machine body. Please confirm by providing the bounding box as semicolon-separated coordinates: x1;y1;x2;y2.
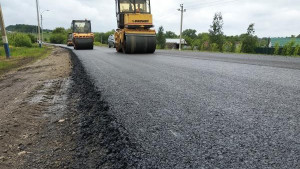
115;0;156;54
67;33;74;46
71;20;94;50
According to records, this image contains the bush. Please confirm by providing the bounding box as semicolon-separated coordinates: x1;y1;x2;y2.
210;43;219;52
284;40;295;56
27;34;36;43
8;33;32;47
274;42;280;55
222;41;233;52
294;45;300;56
50;34;66;44
241;35;257;53
235;43;242;53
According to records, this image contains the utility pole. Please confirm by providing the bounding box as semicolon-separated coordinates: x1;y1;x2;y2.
41;14;43;44
178;4;186;51
41;10;49;44
36;0;41;48
0;3;10;58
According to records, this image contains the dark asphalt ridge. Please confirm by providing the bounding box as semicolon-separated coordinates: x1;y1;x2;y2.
63;46;300;169
67;49;144;169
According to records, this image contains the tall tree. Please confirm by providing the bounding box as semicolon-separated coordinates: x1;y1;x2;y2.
247;23;255;35
165;31;178;38
297;34;300;38
241;23;258;53
182;29;197;39
209;12;224;51
156;26;166;49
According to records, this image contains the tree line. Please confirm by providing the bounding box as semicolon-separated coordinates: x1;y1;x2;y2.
6;24;51;33
156;12;300;56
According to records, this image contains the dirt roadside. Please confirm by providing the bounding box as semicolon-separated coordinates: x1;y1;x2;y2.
1;46;141;169
0;47;71;168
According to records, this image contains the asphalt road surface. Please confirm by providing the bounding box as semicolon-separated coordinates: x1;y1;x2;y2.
67;46;300;169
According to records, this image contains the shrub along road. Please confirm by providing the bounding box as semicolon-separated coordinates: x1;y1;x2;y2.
64;46;300;169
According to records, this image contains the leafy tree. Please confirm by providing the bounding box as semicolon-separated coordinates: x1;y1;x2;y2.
274;42;280;55
247;23;255;35
52;27;66;34
50;27;68;44
182;29;197;39
196;33;210;51
165;31;178;38
198;33;210;42
209;12;224;51
94;30;115;44
241;23;258;53
156;26;166;49
193;39;202;51
6;24;41;33
50;34;66;44
297;34;300;38
224;35;240;52
258;38;268;47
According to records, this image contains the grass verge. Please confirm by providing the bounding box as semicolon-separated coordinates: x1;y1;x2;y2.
0;45;52;76
94;42;108;47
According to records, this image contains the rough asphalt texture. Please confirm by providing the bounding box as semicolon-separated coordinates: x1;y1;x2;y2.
67;50;142;169
67;46;300;169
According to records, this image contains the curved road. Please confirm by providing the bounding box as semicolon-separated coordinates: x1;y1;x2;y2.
68;46;300;169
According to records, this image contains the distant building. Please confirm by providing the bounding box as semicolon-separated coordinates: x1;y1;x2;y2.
269;38;300;47
166;39;187;49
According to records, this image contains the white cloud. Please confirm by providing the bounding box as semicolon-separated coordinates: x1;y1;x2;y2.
2;0;300;37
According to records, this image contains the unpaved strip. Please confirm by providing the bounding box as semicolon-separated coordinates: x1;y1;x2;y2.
0;47;71;168
1;46;142;169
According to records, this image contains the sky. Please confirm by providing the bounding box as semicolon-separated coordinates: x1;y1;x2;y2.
1;0;300;37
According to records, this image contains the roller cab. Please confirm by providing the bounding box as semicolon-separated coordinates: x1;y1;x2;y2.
115;0;156;54
71;20;94;50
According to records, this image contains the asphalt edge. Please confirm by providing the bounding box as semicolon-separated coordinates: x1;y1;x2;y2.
66;48;142;169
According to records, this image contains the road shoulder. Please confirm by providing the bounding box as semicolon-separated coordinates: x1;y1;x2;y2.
0;47;71;168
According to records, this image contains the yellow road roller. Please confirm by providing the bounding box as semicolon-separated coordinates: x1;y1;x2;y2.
67;33;73;46
114;0;156;54
71;20;94;50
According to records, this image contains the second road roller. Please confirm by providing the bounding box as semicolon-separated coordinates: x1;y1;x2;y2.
114;0;156;54
71;20;94;50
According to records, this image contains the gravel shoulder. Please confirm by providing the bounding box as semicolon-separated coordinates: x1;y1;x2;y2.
1;46;140;169
0;47;71;168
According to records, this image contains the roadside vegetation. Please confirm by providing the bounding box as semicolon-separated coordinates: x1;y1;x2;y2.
0;32;51;76
5;23;299;56
156;12;300;57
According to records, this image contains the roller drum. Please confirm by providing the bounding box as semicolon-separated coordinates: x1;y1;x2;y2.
74;38;94;50
124;34;156;54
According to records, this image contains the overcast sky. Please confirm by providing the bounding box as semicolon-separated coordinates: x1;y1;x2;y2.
2;0;300;37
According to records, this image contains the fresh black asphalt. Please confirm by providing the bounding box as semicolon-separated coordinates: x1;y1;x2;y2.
67;46;300;169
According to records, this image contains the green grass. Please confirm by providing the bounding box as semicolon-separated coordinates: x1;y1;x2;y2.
94;42;108;47
0;45;51;76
